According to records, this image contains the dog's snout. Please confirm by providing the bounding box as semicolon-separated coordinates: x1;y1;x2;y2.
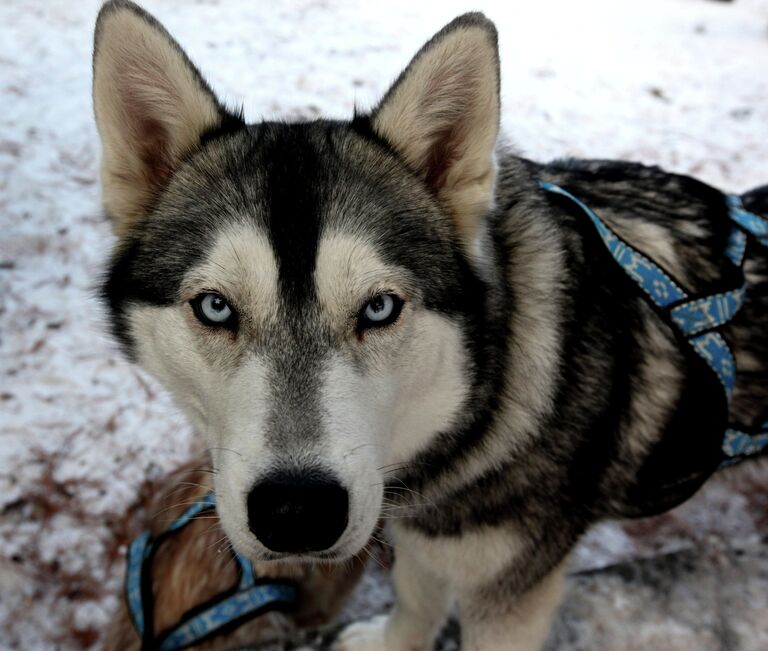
247;472;349;553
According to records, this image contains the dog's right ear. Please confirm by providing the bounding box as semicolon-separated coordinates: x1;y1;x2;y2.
371;13;500;244
93;1;240;235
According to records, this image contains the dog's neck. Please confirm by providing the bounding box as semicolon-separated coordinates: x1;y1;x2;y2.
393;158;572;497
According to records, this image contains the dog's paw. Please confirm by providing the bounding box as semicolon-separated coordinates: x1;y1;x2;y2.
334;615;389;651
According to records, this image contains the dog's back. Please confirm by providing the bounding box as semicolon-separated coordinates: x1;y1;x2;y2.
541;160;768;434
513;158;768;515
545;161;768;427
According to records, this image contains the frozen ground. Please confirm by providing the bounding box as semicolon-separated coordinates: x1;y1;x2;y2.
1;0;767;649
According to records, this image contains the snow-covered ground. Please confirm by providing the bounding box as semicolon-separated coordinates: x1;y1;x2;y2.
1;0;767;649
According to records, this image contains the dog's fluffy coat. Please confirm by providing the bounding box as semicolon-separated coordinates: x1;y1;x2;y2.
93;2;768;649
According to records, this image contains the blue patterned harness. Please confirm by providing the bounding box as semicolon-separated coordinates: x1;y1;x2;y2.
539;181;768;464
125;491;297;651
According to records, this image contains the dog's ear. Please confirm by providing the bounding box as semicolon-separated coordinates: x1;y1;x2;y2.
93;1;239;235
371;13;500;241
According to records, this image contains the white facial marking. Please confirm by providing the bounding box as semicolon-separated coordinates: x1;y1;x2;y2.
208;357;277;559
129;303;213;432
318;356;390;556
128;223;283;557
388;311;470;463
315;232;471;467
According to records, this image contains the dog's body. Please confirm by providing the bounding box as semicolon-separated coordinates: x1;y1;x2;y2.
93;3;768;650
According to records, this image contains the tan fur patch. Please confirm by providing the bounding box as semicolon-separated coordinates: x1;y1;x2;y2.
182;223;281;328
314;231;412;329
392;523;527;592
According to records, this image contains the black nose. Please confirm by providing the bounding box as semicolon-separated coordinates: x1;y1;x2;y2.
247;471;349;553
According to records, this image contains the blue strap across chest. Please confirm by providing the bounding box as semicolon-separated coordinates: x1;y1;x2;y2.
125;492;297;651
538;180;768;462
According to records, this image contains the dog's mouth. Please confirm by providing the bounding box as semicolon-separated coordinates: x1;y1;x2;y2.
225;522;372;566
253;548;350;564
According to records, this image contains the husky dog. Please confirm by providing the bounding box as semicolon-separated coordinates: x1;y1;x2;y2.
93;2;768;650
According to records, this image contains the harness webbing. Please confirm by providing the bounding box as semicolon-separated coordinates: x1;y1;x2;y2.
539;180;768;463
125;492;297;651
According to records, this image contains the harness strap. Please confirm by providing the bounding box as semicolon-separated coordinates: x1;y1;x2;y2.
724;424;768;458
126;530;152;636
728;194;768;247
538;180;768;463
157;582;298;651
720;196;768;459
717;195;768;459
726;227;748;267
538;181;688;309
125;492;297;651
668;287;745;337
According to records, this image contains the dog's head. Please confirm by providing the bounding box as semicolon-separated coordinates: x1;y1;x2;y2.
94;1;500;561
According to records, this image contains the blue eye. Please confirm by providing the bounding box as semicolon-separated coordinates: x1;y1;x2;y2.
359;294;403;330
192;293;236;328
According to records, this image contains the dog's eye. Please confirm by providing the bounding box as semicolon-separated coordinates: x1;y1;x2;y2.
359;293;403;330
191;293;237;328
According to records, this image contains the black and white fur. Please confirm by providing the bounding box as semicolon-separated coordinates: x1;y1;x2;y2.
92;3;768;650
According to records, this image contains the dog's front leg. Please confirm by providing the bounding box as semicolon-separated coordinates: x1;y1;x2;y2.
456;561;567;651
335;542;450;651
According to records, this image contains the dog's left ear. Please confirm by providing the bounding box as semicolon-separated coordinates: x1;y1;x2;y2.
372;13;500;241
92;1;240;236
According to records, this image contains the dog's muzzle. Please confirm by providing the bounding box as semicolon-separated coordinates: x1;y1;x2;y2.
247;470;349;553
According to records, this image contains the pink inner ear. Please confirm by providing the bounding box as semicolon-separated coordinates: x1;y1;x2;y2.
118;56;181;189
424;123;460;191
411;56;484;193
135;116;174;188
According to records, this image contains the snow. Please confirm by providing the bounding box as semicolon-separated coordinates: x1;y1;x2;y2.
1;0;767;649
